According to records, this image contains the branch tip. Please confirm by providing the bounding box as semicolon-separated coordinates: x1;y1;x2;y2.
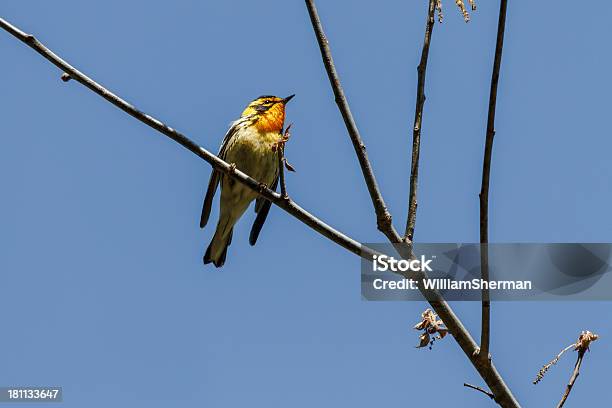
478;0;507;365
464;383;494;400
405;0;436;242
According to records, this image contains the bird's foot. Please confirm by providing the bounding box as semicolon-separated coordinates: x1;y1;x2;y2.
272;123;292;152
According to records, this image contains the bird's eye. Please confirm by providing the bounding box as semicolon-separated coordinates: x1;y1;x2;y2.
265;100;273;104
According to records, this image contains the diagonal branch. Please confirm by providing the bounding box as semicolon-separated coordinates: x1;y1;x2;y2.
405;0;436;241
464;382;495;400
305;0;402;244
478;0;508;362
556;349;586;408
0;15;520;408
0;17;372;261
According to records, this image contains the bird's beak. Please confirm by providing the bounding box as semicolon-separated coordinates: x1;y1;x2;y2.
282;94;296;104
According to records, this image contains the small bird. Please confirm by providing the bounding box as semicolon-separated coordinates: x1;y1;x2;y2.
200;94;295;267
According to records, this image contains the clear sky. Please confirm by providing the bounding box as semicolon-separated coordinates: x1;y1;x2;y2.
1;1;611;406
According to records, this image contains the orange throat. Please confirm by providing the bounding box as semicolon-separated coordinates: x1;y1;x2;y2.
253;104;285;133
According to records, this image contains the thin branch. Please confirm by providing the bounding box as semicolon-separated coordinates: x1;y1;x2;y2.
273;125;293;199
478;0;508;361
556;331;598;408
278;149;288;199
533;343;574;385
534;331;598;407
556;349;585;408
427;301;519;407
464;383;495;400
304;0;402;244
0;16;520;408
405;0;436;241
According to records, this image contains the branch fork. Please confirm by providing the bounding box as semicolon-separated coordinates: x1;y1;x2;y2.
533;331;598;408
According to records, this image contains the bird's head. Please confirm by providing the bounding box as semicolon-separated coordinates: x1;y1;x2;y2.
241;94;295;133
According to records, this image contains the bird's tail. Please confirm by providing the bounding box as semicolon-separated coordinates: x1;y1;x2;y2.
204;223;234;268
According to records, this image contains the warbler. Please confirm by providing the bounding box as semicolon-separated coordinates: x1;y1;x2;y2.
200;94;295;267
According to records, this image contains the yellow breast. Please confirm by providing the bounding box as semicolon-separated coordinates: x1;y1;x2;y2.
224;125;279;186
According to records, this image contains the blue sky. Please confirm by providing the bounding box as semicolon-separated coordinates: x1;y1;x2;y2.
1;1;611;406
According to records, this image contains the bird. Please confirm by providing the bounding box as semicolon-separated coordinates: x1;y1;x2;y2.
200;94;295;267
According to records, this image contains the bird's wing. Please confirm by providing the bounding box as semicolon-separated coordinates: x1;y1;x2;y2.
199;119;243;229
249;175;279;246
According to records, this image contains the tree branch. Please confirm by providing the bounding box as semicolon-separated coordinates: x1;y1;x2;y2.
464;382;495;400
273;125;293;200
304;3;517;403
405;0;436;241
0;15;520;408
556;349;585;408
478;0;508;362
533;331;598;408
0;17;372;261
304;0;402;244
278;149;288;199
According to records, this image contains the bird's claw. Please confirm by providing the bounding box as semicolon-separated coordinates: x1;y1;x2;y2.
272;123;292;152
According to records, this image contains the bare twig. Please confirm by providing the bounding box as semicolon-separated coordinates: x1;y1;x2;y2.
0;16;520;408
533;344;574;385
304;0;402;244
405;0;436;242
533;331;598;408
464;383;495;400
278;150;288;199
272;124;294;199
478;0;508;362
